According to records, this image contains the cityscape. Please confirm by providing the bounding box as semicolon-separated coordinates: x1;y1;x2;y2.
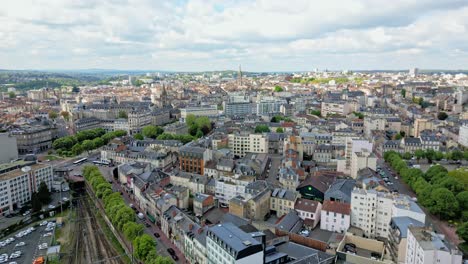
1;1;468;264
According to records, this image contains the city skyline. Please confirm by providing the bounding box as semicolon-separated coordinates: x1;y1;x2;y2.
1;0;468;71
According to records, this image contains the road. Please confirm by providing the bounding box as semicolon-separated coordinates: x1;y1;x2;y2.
266;154;282;186
379;159;461;246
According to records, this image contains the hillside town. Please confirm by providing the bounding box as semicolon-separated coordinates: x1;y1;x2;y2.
0;69;467;264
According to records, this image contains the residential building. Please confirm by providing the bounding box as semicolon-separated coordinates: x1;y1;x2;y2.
406;226;462;264
294;198;322;229
350;149;377;179
270;188;299;217
459;124;468;148
10;121;57;154
0;162;53;215
224;93;252;117
228;132;268;157
194;193;215;217
320;200;351;233
388;216;425;264
321;100;350;116
413;118;433;138
180;105;218;121
206;222;264;264
256;96;287;115
179;146;211;175
324;179;355;204
296;171;339;202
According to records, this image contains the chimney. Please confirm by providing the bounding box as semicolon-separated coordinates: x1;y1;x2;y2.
189;224;193;231
172;211;177;217
201;220;206;227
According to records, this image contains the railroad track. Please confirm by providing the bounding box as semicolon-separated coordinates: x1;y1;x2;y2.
69;195;125;264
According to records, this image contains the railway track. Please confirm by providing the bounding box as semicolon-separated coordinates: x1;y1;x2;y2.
68;195;126;264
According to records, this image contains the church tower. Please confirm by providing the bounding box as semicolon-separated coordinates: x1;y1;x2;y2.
238;65;243;86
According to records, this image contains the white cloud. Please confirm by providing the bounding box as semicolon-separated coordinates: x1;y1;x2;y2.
1;0;468;70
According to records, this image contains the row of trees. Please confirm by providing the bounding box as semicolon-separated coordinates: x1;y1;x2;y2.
384;151;468;237
53;128;127;156
31;182;52;212
83;166;172;264
402;149;468;163
270;115;292;123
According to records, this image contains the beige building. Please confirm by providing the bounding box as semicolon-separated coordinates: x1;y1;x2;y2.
350;149;377;179
270;188;299;217
228;132;268;157
413;118;433;137
229;188;271;221
321;101;351;116
0;133;18;163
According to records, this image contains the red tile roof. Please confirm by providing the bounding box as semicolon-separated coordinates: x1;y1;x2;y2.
322;200;351;215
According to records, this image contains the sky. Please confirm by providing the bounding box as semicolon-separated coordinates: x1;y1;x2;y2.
1;0;468;72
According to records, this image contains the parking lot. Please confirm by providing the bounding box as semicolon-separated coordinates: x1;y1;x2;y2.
0;221;54;264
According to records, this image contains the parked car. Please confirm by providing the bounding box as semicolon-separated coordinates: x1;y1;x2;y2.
153;232;160;238
171;254;179;261
167;248;176;255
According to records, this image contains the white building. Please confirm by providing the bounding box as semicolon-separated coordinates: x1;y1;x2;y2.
320;200;351;233
459;124;468;148
256;96;287;115
350;149;377;179
351;189;427;239
228;132;268;157
351;188;393;238
206;223;264;264
0;163;54;215
406;226;462;264
321;101;351;116
340;138;373;175
180;105;218;121
215;176;254;206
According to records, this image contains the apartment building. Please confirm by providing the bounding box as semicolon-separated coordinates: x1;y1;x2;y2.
0;163;53;215
413;118;433;138
350;149;377;179
179;146;211;175
215;176;254;206
351;188;394;238
228;132;268;157
459;124;468;148
180;105;218;121
270;188;298;217
256;96;287;115
320;200;351;233
406;227;462;264
10;122;57;154
351;189;426;239
223;93;252;117
321;100;350;116
206;223;264;264
388;217;425;264
294;198;322;229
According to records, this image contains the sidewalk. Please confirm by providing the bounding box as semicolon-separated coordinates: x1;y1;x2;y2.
113;180;187;263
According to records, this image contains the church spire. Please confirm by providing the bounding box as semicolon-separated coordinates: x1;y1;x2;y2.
238;65;243;86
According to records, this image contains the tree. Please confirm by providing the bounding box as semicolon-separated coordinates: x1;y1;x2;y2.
48;110;58;120
71;143;83;155
400;89;406;98
428;187;459;220
8;91;16;98
123;222;145;242
402;152;412;160
72;86;80;93
395;134;403;140
31;192;42;212
92;137;104;148
185;114;196;126
414;149;425;162
60;111;70;121
133;234;156;260
274;85;284;92
451;150;463;161
142;125;164;139
353;111;364;119
437;112;448;120
118;110;128;119
81;139;95;152
425;165;447;181
447;168;468;191
456;222;468;242
456;191;468;211
435;177;464;195
434;151;444;161
37;181;51;204
310;110;321;117
134;133;144;140
276;127;284;133
254;125;270;133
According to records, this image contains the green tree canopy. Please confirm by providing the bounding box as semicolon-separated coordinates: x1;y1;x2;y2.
142;125;164;139
134;133;144;140
123;222;145;242
428;187;459;219
133;234;156;261
8;91;16;98
276;127;284;133
118;110;128;119
48;110;58;120
37;181;51;204
456;191;468;211
274;85;284;92
254;124;270;133
81;139;95;151
456;221;468;242
31;192;42;212
437;112;448;120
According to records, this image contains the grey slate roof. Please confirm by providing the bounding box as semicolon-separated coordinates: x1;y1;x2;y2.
324;179;356;203
390;216;425;238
